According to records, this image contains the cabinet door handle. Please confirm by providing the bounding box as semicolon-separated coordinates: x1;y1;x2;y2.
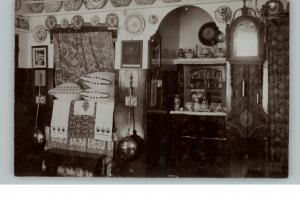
181;136;197;139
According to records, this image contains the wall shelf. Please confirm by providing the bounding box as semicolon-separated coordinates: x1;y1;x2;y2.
173;58;227;65
170;111;226;116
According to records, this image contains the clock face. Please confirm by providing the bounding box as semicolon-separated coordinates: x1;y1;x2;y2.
198;22;219;46
202;27;215;40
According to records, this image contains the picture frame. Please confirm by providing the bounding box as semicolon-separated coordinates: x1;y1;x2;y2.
32;45;48;68
121;40;143;68
149;34;161;68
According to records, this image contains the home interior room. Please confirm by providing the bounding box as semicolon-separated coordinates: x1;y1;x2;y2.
14;0;289;178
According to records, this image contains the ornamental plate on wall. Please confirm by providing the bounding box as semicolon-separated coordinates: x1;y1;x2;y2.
134;0;155;5
110;0;132;7
71;15;84;29
105;13;119;28
33;25;47;43
28;3;44;13
63;0;83;11
61;18;70;28
125;13;145;35
90;15;100;26
45;1;63;13
215;6;232;23
84;0;108;9
45;15;57;30
148;14;158;25
15;0;22;11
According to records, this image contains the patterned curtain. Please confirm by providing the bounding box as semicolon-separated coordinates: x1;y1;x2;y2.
53;31;115;84
267;17;289;177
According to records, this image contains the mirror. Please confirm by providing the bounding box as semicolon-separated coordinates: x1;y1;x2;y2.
233;20;258;57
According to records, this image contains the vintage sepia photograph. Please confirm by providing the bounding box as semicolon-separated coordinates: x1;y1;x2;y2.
32;46;48;68
14;0;289;178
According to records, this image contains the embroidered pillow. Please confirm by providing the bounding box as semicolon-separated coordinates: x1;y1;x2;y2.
80;89;114;102
48;82;82;101
80;72;115;90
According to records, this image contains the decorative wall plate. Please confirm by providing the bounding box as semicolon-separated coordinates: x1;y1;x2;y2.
45;1;63;13
28;3;44;13
90;15;100;26
45;15;57;30
15;0;22;11
134;0;155;5
71;15;84;29
148;14;158;25
110;0;132;7
61;18;70;28
105;13;119;28
198;22;219;46
262;0;284;18
217;32;226;43
33;25;47;43
215;6;232;23
162;0;181;3
84;0;108;9
125;13;145;35
63;0;83;11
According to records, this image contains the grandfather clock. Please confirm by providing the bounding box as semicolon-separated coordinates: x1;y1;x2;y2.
226;1;269;177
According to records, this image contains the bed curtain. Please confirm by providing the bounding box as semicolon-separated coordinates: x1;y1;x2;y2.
53;31;115;84
267;17;289;177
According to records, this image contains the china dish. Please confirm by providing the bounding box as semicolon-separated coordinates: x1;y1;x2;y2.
45;1;63;13
72;15;85;30
125;13;145;35
110;0;132;7
45;15;57;30
215;6;232;23
28;3;44;13
63;0;83;11
148;15;158;25
84;0;108;9
33;25;47;43
105;13;119;28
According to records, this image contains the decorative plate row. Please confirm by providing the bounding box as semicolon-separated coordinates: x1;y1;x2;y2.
25;0;181;13
33;13;119;43
40;13;156;41
45;14;119;30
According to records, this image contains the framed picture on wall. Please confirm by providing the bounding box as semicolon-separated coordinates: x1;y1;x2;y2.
121;40;143;68
32;45;48;69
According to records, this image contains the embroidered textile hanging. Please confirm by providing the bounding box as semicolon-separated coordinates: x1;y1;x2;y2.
53;31;115;84
267;17;289;177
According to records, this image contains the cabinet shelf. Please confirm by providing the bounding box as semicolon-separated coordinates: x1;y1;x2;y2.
174;58;227;65
181;65;226;105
